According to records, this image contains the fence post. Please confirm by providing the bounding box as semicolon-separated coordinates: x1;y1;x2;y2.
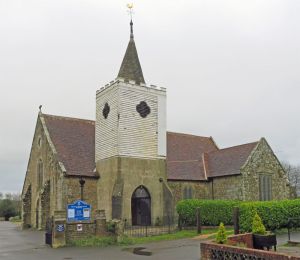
196;207;201;234
178;215;182;231
168;216;171;234
233;207;239;235
145;216;148;237
288;218;291;241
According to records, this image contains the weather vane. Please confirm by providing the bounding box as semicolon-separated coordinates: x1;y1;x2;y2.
127;3;134;20
127;3;134;36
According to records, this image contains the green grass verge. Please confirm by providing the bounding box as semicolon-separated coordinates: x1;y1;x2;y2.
69;236;117;247
69;228;222;247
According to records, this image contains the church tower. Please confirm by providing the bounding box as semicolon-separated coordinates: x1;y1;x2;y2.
96;17;173;224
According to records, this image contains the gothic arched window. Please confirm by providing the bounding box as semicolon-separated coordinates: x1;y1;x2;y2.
37;159;44;189
183;186;193;200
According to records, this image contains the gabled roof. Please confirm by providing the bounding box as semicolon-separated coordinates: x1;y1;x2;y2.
167;132;218;181
206;142;259;178
40;113;260;181
117;22;145;85
43;114;97;178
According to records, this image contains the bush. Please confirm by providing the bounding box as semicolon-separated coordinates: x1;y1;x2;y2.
252;212;266;235
0;199;19;220
176;199;239;226
106;221;116;233
239;199;300;232
176;199;300;232
9;216;21;222
215;222;227;244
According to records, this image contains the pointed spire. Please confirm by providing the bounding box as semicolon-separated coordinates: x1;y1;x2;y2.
130;19;133;38
117;12;145;85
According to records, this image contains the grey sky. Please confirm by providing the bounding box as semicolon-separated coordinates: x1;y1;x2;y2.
1;0;300;193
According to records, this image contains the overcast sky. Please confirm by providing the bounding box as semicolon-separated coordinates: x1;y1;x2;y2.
1;0;300;193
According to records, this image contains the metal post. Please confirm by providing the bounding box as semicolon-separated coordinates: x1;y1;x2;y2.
168;216;171;234
145;216;148;237
79;176;86;201
288;218;291;241
178;215;182;231
233;207;240;235
196;207;201;234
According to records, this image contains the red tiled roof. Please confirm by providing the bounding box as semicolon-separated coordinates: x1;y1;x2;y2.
167;132;218;161
207;142;258;178
167;160;206;181
43;114;97;177
166;132;218;181
41;114;259;180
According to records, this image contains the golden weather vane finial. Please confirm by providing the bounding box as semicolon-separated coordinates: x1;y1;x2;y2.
127;3;134;20
127;3;134;37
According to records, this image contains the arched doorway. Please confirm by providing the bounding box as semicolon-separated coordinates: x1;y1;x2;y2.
131;186;151;226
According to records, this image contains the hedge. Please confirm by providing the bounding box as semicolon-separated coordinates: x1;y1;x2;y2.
176;199;300;232
176;199;239;226
239;199;300;232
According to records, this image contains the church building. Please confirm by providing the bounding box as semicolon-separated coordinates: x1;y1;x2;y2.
21;19;291;230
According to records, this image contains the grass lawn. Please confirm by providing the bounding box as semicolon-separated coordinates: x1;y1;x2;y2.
69;227;234;247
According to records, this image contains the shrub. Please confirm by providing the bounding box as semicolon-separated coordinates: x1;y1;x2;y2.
215;222;227;244
106;221;116;233
252;212;266;235
0;199;19;220
9;216;21;222
239;199;300;232
176;199;240;226
176;199;300;232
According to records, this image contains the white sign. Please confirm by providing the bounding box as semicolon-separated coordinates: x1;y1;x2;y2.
83;208;90;218
68;208;75;218
77;224;83;232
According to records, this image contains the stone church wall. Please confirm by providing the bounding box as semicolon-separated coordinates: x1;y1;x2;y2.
22;115;61;229
212;175;244;200
167;181;211;207
97;156;169;223
241;138;290;201
64;177;98;220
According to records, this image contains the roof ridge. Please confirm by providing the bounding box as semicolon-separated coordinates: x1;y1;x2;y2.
168;160;201;163
167;131;211;139
209;141;259;153
42;113;95;124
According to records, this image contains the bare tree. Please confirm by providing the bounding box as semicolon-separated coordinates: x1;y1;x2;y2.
282;161;300;197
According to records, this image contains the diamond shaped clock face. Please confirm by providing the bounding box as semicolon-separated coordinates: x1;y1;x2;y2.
102;103;110;119
136;101;150;118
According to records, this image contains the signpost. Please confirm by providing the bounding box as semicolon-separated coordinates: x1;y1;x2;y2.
67;200;91;222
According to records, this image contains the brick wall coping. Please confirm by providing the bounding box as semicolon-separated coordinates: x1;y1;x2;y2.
201;241;300;260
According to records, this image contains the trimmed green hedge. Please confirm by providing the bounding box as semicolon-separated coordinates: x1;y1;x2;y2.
239;199;300;232
176;199;300;232
176;199;239;226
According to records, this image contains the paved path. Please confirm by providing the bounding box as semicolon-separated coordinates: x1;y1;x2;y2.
1;221;300;260
0;221;201;260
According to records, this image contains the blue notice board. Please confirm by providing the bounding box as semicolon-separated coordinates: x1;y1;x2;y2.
67;200;91;222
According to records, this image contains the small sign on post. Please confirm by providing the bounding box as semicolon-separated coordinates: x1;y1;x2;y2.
67;200;91;222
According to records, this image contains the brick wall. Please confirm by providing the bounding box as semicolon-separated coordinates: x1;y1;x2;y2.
227;233;253;248
201;241;300;260
66;222;95;243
